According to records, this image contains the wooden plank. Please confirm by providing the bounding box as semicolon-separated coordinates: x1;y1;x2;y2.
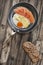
0;0;11;62
32;0;42;43
25;55;30;65
31;1;43;65
0;0;6;24
10;33;22;58
0;0;12;65
19;0;29;2
39;11;43;40
16;34;30;65
7;33;22;65
12;0;19;6
29;0;35;6
1;0;10;25
2;37;12;65
0;0;11;42
41;55;43;65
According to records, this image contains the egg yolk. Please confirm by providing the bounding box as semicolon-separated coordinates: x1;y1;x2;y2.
17;22;23;28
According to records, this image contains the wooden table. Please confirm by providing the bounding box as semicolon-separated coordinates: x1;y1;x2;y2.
0;0;43;65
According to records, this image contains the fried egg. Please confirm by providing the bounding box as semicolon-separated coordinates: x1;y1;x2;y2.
13;13;30;28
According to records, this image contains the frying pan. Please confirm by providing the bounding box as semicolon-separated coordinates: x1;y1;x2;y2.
8;2;38;33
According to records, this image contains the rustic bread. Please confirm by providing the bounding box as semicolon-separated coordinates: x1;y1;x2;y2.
23;42;40;63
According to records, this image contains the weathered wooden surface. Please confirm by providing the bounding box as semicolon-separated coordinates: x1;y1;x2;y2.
0;0;43;65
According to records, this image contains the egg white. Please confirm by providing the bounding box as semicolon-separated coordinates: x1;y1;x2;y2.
13;14;18;25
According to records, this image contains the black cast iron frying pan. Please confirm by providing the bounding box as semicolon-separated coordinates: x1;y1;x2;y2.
8;2;38;33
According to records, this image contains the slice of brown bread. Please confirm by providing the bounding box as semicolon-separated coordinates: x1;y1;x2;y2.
23;42;40;63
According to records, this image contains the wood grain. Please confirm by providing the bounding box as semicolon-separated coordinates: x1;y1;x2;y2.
0;0;43;65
